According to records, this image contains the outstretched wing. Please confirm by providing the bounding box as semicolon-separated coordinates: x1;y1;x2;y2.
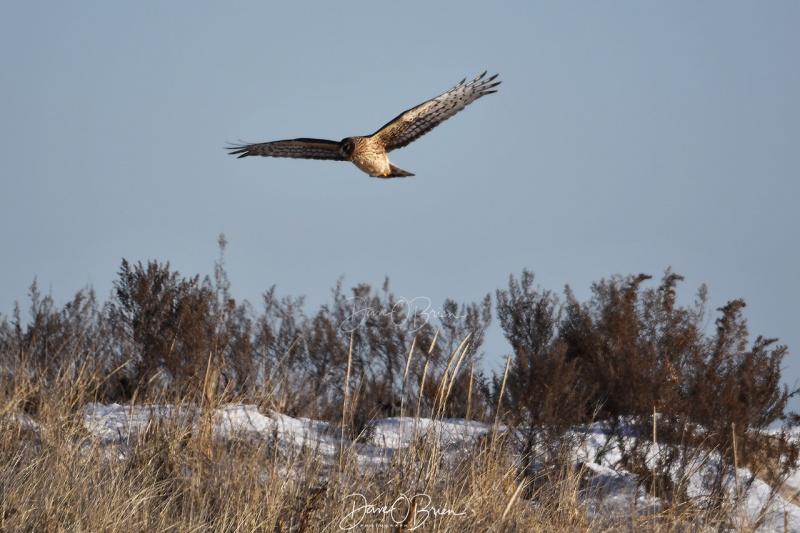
371;72;500;153
227;138;345;160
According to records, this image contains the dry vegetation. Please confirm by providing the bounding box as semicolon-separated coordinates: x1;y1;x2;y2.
0;359;765;532
0;236;797;531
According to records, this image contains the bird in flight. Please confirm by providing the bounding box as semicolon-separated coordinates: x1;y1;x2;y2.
227;72;500;178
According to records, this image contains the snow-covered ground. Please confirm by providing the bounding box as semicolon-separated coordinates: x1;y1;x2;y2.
82;403;800;532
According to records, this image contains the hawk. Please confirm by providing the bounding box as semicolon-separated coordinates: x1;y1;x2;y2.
227;72;500;178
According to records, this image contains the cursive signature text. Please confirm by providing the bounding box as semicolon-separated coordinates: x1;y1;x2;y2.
339;492;468;530
339;296;466;333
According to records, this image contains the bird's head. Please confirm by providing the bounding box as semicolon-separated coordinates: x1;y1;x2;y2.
339;138;356;159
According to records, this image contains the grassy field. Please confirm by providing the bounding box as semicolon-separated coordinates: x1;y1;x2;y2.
0;371;761;532
2;264;797;531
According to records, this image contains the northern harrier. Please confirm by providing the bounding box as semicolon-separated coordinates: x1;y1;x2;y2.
227;72;500;178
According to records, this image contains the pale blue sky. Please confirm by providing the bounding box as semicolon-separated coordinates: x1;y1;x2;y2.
2;3;799;411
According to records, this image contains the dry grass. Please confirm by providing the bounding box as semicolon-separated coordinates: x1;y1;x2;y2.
1;255;796;530
0;358;745;532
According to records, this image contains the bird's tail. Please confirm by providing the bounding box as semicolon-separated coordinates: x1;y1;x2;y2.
385;163;415;178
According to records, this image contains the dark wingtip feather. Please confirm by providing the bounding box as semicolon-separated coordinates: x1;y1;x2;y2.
226;142;254;157
468;72;501;94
